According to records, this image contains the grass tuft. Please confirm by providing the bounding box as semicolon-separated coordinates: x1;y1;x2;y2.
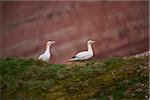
0;56;149;100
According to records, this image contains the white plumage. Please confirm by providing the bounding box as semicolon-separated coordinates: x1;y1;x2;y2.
69;40;95;61
38;41;55;62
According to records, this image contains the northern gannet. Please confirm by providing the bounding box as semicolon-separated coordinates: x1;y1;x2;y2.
69;40;95;61
38;40;55;62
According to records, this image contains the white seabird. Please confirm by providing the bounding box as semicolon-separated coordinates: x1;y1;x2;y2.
38;40;55;62
69;40;95;61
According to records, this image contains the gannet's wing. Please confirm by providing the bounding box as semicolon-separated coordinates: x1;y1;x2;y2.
69;51;89;61
75;51;89;59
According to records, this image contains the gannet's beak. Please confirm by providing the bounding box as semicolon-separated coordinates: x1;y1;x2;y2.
51;41;55;44
91;41;95;43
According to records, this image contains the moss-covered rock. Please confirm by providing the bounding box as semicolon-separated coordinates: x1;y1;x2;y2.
0;56;149;100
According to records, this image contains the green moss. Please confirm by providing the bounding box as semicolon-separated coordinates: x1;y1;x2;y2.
0;56;149;100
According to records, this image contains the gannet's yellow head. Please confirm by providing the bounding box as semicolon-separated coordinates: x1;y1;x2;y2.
46;40;55;45
88;40;95;44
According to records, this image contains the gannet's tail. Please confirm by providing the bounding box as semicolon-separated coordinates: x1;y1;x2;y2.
69;57;80;61
38;54;43;60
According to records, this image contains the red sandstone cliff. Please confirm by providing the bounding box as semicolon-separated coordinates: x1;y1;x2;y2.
1;1;149;63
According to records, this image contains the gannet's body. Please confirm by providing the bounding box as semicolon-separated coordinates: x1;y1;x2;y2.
38;41;55;62
69;40;95;61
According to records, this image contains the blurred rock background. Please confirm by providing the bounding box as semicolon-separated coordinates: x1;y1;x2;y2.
1;1;149;63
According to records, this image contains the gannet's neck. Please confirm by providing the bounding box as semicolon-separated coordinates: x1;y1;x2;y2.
87;43;93;54
44;44;51;54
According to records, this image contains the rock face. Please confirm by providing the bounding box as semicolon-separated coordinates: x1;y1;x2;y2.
123;51;150;59
1;1;149;63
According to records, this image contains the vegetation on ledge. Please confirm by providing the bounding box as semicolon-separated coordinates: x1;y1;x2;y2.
0;56;149;100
